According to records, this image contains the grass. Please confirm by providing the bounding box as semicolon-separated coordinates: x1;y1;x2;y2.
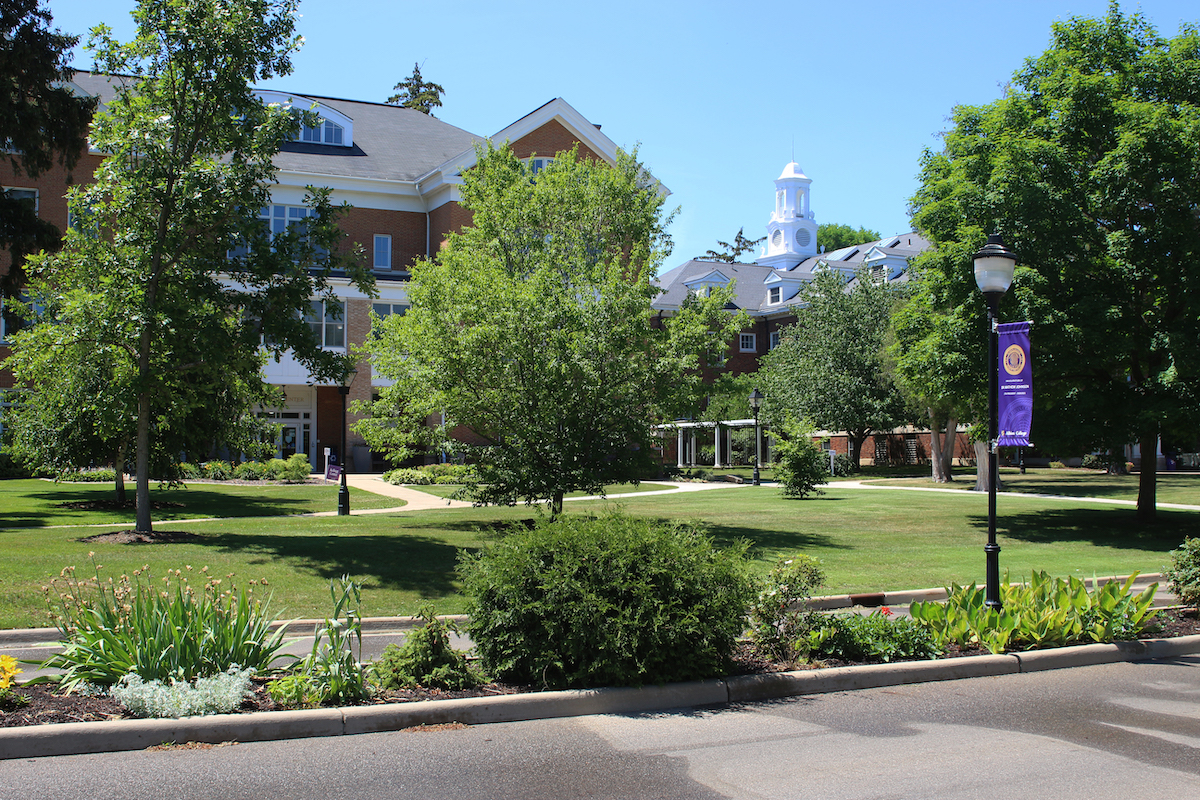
866;467;1200;506
0;479;403;529
2;476;1193;629
406;482;675;500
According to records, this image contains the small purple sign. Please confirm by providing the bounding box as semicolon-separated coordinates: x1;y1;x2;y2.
326;464;342;481
997;321;1032;447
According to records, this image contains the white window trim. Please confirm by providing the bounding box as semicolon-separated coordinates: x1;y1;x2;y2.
3;187;37;212
768;286;781;304
373;234;392;270
305;299;345;349
769;331;781;350
739;333;756;353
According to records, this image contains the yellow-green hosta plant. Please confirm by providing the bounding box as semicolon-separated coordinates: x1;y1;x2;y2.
43;555;292;691
909;572;1158;655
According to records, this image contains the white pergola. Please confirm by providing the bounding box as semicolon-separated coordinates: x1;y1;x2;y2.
656;419;769;469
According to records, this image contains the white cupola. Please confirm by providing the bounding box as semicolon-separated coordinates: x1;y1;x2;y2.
756;161;818;271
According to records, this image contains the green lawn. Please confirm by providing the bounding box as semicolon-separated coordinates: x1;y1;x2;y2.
867;468;1200;506
0;478;404;529
2;477;1193;630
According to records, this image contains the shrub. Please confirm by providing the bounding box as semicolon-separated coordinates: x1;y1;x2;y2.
747;555;826;662
372;605;482;691
113;667;254;719
178;461;201;480
202;460;232;480
57;468;117;483
421;463;476;481
772;418;827;498
459;513;754;689
233;461;266;481
1165;537;1200;610
278;453;311;483
383;468;433;485
1048;461;1067;469
1080;453;1106;470
0;451;33;479
434;474;464;485
830;452;855;477
43;557;290;690
804;610;941;663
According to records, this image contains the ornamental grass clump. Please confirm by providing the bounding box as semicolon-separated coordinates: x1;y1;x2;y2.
43;555;290;691
459;512;755;689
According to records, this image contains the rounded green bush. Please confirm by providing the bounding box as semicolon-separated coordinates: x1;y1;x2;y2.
203;460;231;480
458;513;754;689
1165;537;1200;610
279;453;312;483
383;468;433;485
233;461;265;481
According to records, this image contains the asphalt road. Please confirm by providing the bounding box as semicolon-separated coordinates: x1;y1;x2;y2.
3;656;1197;800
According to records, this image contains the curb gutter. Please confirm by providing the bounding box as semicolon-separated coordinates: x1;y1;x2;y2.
3;633;1198;761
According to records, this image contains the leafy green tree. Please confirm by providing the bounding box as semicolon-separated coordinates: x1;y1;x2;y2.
772;416;828;498
0;0;96;297
761;267;906;468
817;223;881;254
701;227;764;262
907;3;1200;519
386;62;444;116
358;144;738;516
11;0;372;533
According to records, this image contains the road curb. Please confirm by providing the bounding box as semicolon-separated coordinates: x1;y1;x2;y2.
3;633;1198;760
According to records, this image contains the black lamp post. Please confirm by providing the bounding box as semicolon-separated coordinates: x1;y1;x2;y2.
337;363;358;516
749;388;764;486
973;233;1017;611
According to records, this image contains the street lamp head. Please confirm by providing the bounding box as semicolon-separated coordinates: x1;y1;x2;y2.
748;388;764;412
340;363;358;389
973;232;1018;297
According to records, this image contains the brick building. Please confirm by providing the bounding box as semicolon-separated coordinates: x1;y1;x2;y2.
652;161;973;468
0;73;636;472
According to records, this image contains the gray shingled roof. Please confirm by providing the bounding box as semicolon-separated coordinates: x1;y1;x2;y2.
70;72;482;183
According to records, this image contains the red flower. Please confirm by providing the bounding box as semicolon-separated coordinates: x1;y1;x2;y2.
880;606;893;617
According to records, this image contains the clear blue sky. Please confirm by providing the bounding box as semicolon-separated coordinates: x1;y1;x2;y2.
48;0;1198;269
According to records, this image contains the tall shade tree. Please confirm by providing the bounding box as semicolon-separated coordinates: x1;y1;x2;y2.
816;223;881;254
386;62;444;116
357;144;738;516
11;0;372;533
907;3;1200;519
0;0;96;296
760;267;906;468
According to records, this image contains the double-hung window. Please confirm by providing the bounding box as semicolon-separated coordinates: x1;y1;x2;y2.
373;235;392;270
739;333;756;353
768;286;781;304
306;299;344;348
769;331;781;350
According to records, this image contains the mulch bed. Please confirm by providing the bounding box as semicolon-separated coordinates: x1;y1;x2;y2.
4;608;1198;729
77;530;204;545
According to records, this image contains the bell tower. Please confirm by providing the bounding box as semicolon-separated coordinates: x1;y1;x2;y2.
757;162;818;271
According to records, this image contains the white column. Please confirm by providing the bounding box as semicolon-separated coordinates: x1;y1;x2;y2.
713;425;723;468
677;428;685;468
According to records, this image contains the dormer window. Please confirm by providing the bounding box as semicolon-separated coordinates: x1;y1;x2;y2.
769;286;781;304
301;119;344;145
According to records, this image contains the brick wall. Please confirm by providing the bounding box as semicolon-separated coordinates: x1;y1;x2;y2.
428;201;473;253
336;206;427;271
510;119;602;162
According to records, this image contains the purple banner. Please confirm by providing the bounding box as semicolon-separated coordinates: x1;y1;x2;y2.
997;321;1032;447
326;464;342;481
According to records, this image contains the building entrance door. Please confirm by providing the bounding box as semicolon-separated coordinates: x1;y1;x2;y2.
281;425;300;458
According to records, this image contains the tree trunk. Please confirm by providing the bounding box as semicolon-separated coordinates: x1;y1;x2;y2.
929;412;957;483
114;441;127;505
848;434;867;471
551;490;564;520
1137;429;1158;521
972;439;989;491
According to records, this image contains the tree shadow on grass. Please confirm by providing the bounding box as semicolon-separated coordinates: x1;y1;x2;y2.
983;507;1200;551
4;485;323;529
197;532;466;597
